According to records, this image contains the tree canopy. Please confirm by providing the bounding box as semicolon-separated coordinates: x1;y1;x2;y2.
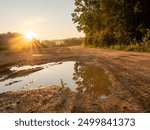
72;0;150;47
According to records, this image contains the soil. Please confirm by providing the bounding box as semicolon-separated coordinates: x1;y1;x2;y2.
0;46;150;113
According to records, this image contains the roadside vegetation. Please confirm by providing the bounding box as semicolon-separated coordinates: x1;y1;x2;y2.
40;37;83;48
72;0;150;52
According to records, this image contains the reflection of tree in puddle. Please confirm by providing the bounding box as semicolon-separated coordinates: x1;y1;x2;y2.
73;62;111;98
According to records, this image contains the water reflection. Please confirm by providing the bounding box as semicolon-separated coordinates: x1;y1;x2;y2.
0;61;76;93
0;61;112;99
73;62;111;98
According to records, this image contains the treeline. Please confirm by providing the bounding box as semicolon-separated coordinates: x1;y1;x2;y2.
0;32;83;51
0;32;22;50
0;32;40;51
41;37;83;47
72;0;150;51
0;32;21;43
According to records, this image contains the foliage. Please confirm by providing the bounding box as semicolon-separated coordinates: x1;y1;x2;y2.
58;38;83;47
142;29;150;43
40;40;56;48
0;32;22;51
0;32;83;51
72;0;150;48
41;38;83;47
0;32;41;51
110;43;150;52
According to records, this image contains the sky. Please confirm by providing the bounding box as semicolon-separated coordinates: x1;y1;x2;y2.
0;0;84;40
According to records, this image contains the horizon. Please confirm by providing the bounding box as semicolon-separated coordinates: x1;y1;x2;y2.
0;0;84;40
0;31;84;41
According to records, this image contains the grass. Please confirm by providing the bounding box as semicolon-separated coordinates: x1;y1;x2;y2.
110;43;150;52
83;40;150;53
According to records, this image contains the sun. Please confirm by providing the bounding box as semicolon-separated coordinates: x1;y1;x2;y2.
24;32;36;39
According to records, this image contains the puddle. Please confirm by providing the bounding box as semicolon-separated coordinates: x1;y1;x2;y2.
0;61;112;99
5;80;22;86
10;62;62;71
74;63;111;98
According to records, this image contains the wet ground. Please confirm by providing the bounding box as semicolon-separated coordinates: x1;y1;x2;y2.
0;61;111;99
0;46;150;112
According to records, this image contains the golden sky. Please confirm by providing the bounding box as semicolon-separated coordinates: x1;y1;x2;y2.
0;0;84;40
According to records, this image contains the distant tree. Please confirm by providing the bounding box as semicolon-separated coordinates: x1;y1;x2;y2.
0;32;41;51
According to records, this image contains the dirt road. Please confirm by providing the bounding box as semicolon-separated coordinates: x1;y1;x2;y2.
0;46;150;112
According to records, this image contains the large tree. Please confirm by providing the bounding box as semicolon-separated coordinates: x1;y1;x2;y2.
72;0;150;46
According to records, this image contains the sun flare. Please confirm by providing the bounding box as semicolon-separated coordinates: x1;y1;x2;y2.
24;32;36;39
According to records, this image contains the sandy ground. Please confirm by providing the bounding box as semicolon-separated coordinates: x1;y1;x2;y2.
0;46;150;113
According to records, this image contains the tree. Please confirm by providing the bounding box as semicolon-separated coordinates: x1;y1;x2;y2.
72;0;150;47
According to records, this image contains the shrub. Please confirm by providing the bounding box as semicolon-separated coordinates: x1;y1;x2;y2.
143;29;150;44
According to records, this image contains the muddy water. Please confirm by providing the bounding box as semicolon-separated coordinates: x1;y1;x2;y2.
0;61;111;99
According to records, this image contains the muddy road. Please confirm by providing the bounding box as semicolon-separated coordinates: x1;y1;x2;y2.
0;46;150;112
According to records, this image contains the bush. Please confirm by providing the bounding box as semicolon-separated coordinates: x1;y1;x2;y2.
100;31;117;46
110;43;150;52
84;30;117;47
143;29;150;44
